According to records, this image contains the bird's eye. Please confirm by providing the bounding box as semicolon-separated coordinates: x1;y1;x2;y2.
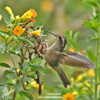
59;36;62;40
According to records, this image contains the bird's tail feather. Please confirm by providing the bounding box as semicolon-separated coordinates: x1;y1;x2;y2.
56;67;70;88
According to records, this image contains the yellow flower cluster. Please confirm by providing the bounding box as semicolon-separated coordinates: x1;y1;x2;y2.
75;69;95;82
5;6;37;20
5;6;40;37
30;79;44;91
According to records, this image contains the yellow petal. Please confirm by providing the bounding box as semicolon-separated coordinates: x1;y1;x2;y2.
72;91;78;96
0;15;2;21
31;29;41;36
5;6;14;20
76;75;83;82
17;68;20;73
16;15;20;20
30;81;37;87
21;10;33;19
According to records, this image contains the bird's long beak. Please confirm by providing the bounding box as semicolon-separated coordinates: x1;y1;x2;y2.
46;30;57;37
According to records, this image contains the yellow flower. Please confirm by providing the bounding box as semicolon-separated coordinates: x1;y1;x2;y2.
69;47;75;52
76;75;83;82
63;93;75;100
84;80;91;87
72;91;78;96
0;15;2;21
33;84;44;91
21;10;33;19
87;69;95;77
16;15;20;20
13;26;25;36
17;68;20;73
31;29;41;36
30;81;37;87
30;9;37;18
5;6;14;20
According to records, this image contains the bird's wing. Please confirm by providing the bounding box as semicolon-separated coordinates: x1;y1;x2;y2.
58;51;96;68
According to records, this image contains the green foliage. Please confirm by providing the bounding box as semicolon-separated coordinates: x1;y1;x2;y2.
0;63;10;68
19;90;34;100
65;30;79;52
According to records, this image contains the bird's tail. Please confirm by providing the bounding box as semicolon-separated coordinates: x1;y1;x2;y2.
56;67;70;88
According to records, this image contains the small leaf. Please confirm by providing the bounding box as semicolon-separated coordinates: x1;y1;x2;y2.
3;70;14;75
29;64;43;71
9;50;21;58
23;63;28;70
73;32;79;41
29;72;37;78
88;35;100;41
0;63;10;68
83;21;92;28
0;32;9;40
0;30;10;36
23;77;31;82
15;84;21;94
18;37;33;46
4;18;11;25
68;38;78;52
19;90;34;100
7;74;17;79
65;30;73;39
86;47;96;62
0;84;6;90
0;41;6;53
86;1;99;8
6;83;14;86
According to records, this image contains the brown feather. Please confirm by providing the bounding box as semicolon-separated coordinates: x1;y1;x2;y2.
58;51;96;68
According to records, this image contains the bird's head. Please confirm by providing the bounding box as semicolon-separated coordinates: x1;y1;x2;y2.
46;30;67;48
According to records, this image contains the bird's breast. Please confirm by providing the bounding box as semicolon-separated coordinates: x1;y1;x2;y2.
44;50;59;67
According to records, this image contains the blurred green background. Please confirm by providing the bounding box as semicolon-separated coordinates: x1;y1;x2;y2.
0;0;96;100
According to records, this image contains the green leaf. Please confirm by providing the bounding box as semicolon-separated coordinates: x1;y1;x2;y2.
0;41;6;53
0;63;10;68
73;32;79;41
65;30;73;39
7;74;17;79
0;32;9;40
83;21;92;28
23;77;31;82
68;38;78;52
29;72;37;78
18;37;33;46
15;84;21;94
6;83;14;86
23;63;28;70
29;64;43;71
19;90;34;100
3;70;14;75
0;84;6;90
9;50;21;58
4;18;11;25
86;1;99;8
0;30;10;36
86;47;96;62
88;35;100;41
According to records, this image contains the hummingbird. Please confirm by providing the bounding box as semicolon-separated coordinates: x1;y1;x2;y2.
44;30;96;88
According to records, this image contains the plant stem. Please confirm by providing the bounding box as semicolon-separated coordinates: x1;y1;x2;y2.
95;40;99;100
9;53;16;68
12;91;16;100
